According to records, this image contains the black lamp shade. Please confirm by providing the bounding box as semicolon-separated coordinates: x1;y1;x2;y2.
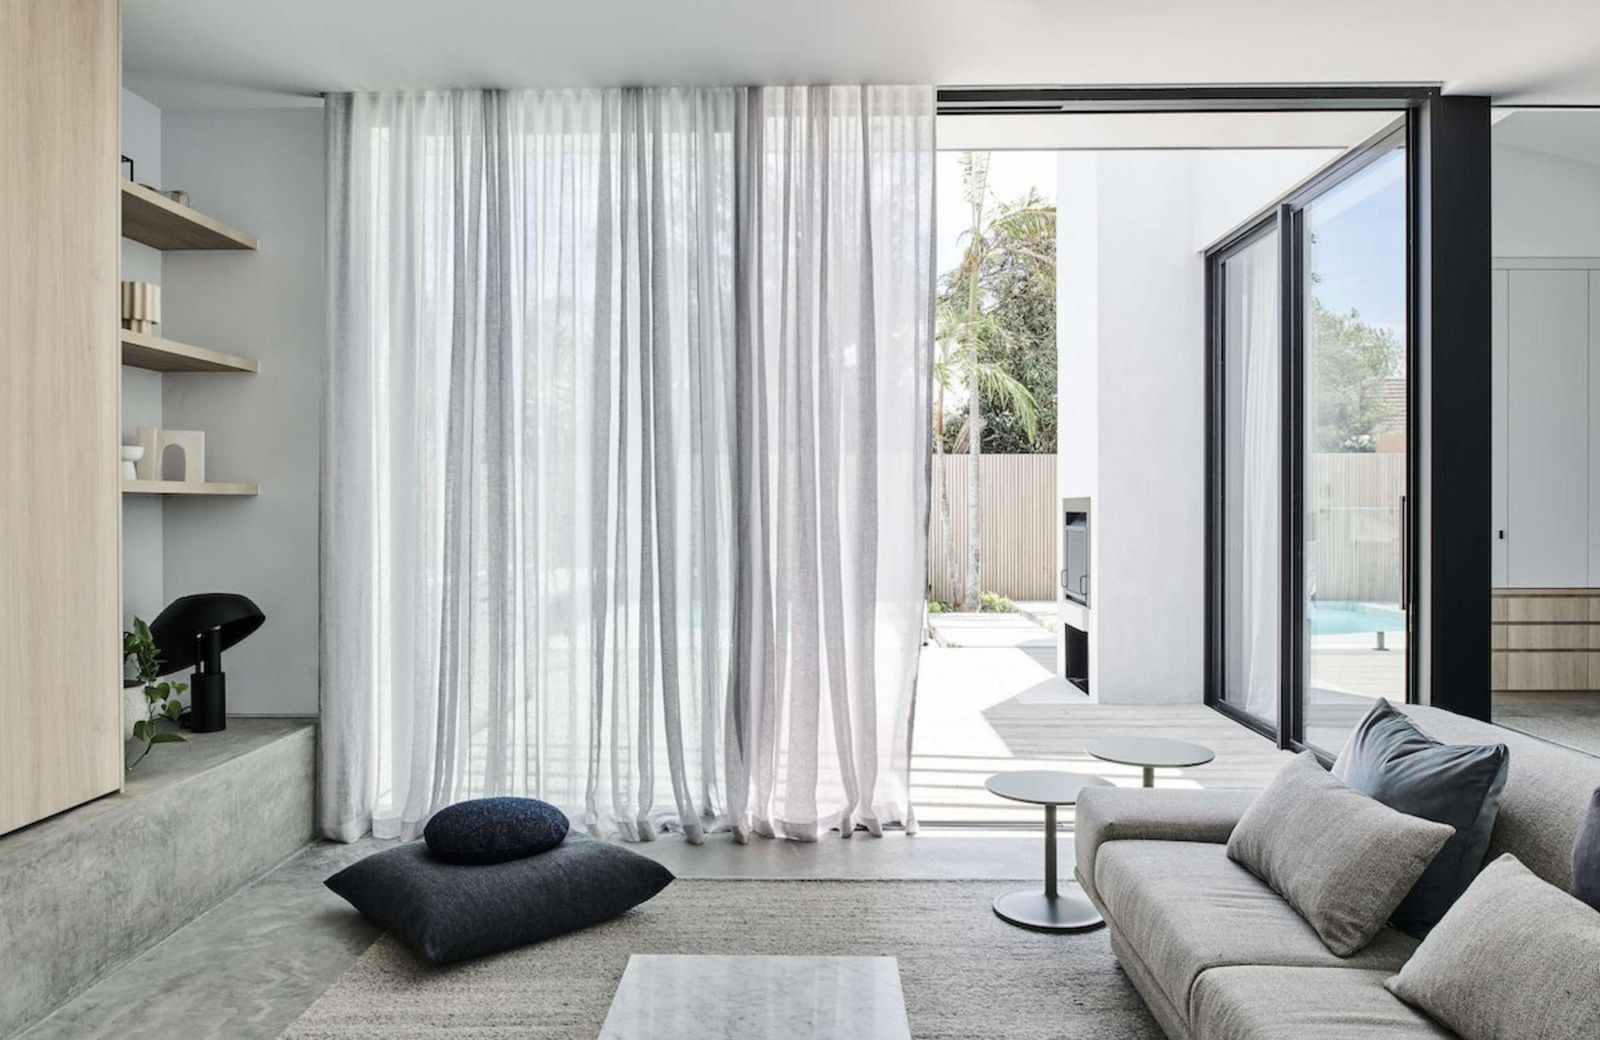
149;593;265;676
148;594;264;733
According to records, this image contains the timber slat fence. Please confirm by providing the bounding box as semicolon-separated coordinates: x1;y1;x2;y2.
926;451;1403;607
928;453;1057;603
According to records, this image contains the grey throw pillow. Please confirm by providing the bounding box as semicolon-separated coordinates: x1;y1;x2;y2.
1574;786;1600;912
325;834;674;964
1387;854;1600;1040
1333;698;1509;936
1228;751;1454;956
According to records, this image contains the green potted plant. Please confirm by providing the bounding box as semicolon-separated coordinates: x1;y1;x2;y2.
123;617;187;770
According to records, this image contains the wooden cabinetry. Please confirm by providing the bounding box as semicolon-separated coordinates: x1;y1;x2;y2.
0;0;124;834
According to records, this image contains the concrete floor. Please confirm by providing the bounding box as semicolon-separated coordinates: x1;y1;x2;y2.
20;639;1287;1040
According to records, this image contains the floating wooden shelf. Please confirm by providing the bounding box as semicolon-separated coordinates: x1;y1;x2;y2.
120;181;258;251
120;329;258;374
122;480;259;497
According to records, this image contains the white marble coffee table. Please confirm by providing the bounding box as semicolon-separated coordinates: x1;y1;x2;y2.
597;955;912;1039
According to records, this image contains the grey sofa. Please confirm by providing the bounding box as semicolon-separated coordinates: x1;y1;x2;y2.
1075;705;1600;1040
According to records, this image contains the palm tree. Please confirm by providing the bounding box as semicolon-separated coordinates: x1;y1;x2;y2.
936;153;1046;611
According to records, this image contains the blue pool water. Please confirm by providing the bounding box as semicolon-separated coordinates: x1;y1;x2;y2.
1310;602;1405;636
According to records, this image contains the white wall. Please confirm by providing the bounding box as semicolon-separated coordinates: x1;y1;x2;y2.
121;89;165;627
161;108;325;716
1057;148;1332;705
1493;144;1600;258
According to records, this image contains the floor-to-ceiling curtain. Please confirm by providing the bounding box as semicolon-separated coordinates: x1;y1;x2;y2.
321;86;933;843
728;87;934;839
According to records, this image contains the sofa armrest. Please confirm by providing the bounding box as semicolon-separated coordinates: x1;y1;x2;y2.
1074;787;1259;909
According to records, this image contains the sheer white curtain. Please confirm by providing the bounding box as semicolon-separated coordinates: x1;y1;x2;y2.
1230;233;1280;723
322;90;739;842
322;87;933;844
728;87;933;839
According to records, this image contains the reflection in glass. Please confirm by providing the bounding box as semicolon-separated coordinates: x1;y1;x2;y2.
1301;146;1408;753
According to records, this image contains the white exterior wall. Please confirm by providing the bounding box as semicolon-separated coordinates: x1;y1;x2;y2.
1057;148;1333;704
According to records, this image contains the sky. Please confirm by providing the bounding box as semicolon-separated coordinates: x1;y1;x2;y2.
1305;147;1408;343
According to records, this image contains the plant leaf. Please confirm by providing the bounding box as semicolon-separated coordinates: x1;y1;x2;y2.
150;732;186;744
132;720;147;741
165;701;182;721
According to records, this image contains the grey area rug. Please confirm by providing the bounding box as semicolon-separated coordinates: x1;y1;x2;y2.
280;879;1162;1039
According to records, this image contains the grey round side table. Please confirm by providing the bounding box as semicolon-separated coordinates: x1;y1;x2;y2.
1084;735;1215;788
984;770;1112;932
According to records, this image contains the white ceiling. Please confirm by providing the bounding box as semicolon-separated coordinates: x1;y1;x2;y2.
124;0;1600;111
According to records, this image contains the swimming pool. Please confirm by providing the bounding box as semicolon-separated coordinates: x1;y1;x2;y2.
1310;601;1405;636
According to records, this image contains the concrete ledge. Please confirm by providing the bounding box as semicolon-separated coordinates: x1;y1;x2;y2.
0;719;314;1039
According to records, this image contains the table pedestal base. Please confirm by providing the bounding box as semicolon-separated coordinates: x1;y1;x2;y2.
992;886;1103;932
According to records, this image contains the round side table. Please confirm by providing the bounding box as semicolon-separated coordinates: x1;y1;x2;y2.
1084;735;1215;788
984;770;1112;932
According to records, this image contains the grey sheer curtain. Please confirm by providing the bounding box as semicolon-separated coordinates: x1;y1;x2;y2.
729;88;934;839
321;87;932;844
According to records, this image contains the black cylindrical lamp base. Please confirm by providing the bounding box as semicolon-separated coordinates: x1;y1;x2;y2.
189;672;227;733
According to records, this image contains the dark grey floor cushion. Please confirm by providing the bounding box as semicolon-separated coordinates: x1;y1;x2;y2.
325;835;674;964
423;796;569;865
1574;786;1600;912
1333;698;1509;937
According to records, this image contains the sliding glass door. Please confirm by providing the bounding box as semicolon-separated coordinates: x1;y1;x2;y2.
1208;124;1413;754
1296;141;1410;752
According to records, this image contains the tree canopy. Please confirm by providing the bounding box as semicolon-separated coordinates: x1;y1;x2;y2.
1310;298;1403;452
936;184;1057;455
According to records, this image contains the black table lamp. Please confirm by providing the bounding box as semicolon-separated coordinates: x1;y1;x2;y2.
150;594;265;733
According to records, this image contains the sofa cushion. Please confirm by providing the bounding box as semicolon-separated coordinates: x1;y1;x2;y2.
1572;785;1600;912
1227;752;1454;955
1095;839;1418;1020
1333;698;1508;937
1073;786;1259;909
1386;853;1600;1040
1191;966;1454;1040
423;796;569;865
1396;704;1600;889
324;835;674;964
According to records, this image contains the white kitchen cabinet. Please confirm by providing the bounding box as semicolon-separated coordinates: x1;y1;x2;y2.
1495;262;1599;588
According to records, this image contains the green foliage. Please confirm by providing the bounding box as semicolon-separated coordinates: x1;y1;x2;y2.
927;600;950;614
980;591;1017;613
935;169;1057;455
123;618;186;771
1310;298;1402;453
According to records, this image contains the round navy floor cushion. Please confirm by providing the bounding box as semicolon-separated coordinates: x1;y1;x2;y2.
423;797;570;865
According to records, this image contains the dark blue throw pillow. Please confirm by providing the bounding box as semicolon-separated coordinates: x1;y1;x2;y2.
1333;699;1509;938
423;797;569;865
325;835;673;964
1574;786;1600;912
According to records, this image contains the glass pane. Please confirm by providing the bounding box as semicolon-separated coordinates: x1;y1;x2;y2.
1302;146;1408;753
1221;230;1280;726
